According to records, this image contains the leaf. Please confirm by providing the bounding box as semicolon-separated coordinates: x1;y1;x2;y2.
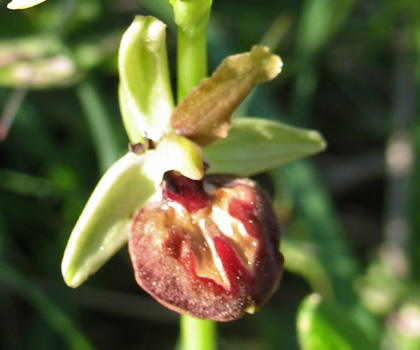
7;0;46;10
61;151;160;288
167;0;213;37
155;133;204;180
278;160;359;304
119;16;175;142
203;117;326;176
76;80;122;172
281;239;334;300
171;46;282;145
297;294;378;350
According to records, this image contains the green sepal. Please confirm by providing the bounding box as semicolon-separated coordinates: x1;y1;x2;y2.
119;84;145;145
7;0;46;10
167;0;213;38
171;46;282;145
297;294;377;350
203;117;326;176
156;133;204;180
118;16;175;142
61;151;160;288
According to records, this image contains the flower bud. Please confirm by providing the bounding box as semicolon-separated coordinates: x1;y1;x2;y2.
128;171;284;321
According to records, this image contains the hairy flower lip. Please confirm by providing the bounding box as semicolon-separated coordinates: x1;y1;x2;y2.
129;172;284;321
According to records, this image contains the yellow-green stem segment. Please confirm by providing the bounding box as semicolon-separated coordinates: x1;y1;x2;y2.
181;315;217;350
177;28;208;102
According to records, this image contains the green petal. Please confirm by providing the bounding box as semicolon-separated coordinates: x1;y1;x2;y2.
204;117;326;176
171;46;282;145
7;0;46;9
62;151;160;288
297;294;377;350
167;0;213;37
156;133;204;180
119;16;174;142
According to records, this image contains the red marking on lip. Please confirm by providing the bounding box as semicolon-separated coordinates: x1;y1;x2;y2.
214;235;249;294
163;172;210;213
228;197;260;238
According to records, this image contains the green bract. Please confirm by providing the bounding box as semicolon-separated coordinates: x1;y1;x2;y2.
62;15;326;289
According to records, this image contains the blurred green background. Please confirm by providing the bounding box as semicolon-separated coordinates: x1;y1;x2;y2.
1;0;420;349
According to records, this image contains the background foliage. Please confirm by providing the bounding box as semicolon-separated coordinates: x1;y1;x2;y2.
1;0;420;349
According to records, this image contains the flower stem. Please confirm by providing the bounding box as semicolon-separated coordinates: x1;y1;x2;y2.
174;2;216;349
176;28;208;102
180;316;216;350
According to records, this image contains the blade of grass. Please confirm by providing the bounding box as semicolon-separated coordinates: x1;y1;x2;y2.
0;261;94;350
292;0;355;124
0;169;54;198
0;88;27;141
76;78;121;173
275;161;358;306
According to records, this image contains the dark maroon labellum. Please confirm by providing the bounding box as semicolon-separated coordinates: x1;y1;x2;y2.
128;171;284;321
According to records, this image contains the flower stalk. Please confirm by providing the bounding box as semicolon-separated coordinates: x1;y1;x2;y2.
176;28;208;102
181;316;216;350
167;0;212;101
168;0;217;348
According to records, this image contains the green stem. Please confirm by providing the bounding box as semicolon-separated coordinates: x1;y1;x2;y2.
174;2;216;349
177;28;208;102
181;316;216;350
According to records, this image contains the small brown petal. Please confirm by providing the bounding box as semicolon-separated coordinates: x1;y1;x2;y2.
171;46;282;146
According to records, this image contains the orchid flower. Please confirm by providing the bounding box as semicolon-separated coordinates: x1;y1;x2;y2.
61;15;326;321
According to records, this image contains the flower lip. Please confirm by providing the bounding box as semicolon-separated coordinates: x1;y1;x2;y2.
129;172;284;321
